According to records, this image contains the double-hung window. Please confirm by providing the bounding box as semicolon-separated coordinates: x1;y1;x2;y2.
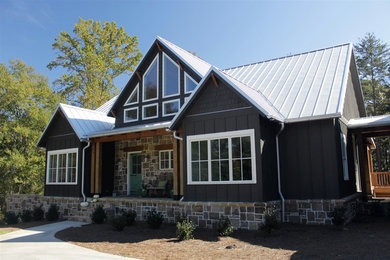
46;148;78;184
187;129;256;184
159;150;173;170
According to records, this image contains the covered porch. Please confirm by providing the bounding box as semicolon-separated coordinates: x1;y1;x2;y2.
349;115;390;199
87;126;184;200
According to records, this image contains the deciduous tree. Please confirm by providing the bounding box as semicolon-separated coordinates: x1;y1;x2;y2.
48;18;142;109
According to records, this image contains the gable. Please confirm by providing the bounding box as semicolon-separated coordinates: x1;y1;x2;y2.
37;110;76;148
113;40;203;128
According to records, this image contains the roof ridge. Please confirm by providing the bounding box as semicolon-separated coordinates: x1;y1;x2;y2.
218;69;285;120
157;36;213;68
60;103;111;116
223;42;352;71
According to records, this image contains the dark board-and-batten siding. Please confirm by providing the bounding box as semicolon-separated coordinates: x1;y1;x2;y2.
279;118;355;200
181;78;266;202
43;113;83;197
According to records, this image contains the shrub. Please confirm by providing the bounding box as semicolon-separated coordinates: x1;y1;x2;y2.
5;211;19;224
176;219;196;241
122;209;137;226
110;215;127;231
146;209;164;229
175;214;187;224
91;205;106;224
32;205;44;221
329;206;346;226
20;210;33;222
0;211;5;225
45;204;59;221
217;217;233;237
260;205;279;234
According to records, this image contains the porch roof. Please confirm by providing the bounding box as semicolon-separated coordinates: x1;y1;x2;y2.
348;114;390;137
88;121;171;139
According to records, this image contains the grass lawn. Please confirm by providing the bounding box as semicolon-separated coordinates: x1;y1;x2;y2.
0;221;55;235
56;217;390;260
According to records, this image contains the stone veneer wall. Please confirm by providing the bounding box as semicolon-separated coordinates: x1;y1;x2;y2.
6;194;358;230
114;134;174;195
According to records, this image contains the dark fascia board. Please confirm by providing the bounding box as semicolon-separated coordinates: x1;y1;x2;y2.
36;105;80;148
169;67;282;130
349;51;367;117
110;37;202;116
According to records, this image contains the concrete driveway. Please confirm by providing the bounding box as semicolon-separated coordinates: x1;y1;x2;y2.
0;221;137;260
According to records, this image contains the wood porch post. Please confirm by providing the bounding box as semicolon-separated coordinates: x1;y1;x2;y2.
95;142;102;194
357;134;371;196
173;138;179;197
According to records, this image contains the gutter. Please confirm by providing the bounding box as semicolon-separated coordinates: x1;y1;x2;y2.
276;122;285;222
81;140;91;206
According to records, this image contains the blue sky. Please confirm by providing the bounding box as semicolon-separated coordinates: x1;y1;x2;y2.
1;0;389;89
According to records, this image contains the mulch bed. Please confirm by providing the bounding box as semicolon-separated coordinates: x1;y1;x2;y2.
56;218;390;260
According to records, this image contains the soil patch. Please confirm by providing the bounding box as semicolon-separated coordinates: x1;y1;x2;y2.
56;218;390;259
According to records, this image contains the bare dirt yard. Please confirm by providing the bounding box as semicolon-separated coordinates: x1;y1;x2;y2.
0;220;54;235
56;217;390;260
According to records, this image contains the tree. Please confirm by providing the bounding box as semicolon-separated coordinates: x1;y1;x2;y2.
0;60;60;211
354;33;389;116
354;33;390;171
48;18;142;109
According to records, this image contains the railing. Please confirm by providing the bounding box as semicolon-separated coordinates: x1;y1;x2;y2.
371;172;390;197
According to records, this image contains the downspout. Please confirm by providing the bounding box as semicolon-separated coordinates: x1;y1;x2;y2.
167;129;184;200
276;122;285;222
80;140;91;206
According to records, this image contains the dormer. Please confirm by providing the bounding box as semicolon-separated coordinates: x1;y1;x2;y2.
111;37;210;128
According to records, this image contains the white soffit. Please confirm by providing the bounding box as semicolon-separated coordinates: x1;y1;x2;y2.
223;43;352;121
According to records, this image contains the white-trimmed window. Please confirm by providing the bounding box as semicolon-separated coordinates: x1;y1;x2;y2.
125;84;139;106
185;72;197;93
143;103;158;119
340;133;349;180
124;107;138;123
46;148;78;184
163;53;180;97
159;150;173;170
143;55;159;101
187;129;256;184
163;99;180;116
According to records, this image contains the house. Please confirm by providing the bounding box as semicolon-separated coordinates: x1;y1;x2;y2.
31;36;390;225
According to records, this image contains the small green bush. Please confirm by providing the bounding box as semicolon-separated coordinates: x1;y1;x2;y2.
5;211;19;224
329;206;346;226
260;206;279;234
45;204;59;221
91;205;106;224
146;209;164;229
122;209;137;226
32;205;44;221
217;217;233;237
110;215;127;231
176;219;196;241
20;210;33;222
0;211;5;225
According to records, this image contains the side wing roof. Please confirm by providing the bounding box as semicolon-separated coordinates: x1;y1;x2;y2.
37;103;115;147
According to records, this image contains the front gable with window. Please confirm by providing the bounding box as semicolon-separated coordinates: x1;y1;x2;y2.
113;41;201;128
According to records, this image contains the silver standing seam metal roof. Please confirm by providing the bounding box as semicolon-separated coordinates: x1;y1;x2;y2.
95;95;118;114
223;43;352;122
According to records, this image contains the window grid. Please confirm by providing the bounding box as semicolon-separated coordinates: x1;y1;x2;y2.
46;149;78;185
159;150;173;170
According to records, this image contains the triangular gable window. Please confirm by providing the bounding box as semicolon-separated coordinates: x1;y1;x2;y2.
125;84;139;105
185;72;197;93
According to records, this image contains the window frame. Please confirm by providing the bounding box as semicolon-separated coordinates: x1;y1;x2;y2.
186;129;256;185
184;72;198;93
159;150;174;170
162;99;180;117
162;53;180;98
142;54;159;102
142;103;159;120
123;107;138;123
46;148;78;185
124;83;139;106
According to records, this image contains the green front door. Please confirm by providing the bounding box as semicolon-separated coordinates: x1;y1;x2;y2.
128;153;142;196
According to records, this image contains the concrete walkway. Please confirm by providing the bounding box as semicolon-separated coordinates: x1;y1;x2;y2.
0;221;137;260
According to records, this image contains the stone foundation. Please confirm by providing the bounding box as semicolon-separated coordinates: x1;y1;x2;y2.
6;194;358;229
114;134;174;195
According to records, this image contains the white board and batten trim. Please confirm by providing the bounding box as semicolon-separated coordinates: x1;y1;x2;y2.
46;148;79;185
186;129;257;185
